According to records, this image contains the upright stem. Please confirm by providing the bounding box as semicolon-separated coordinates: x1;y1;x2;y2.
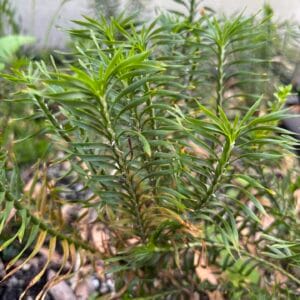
100;95;147;242
216;45;225;115
201;138;233;208
146;83;156;132
188;0;196;23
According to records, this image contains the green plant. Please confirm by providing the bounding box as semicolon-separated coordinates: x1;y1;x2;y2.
1;1;300;299
0;34;49;165
0;0;39;160
0;35;35;70
0;0;19;35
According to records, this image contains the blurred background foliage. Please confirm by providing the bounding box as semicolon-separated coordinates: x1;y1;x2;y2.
0;0;49;165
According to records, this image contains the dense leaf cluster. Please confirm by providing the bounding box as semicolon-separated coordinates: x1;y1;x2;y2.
0;0;300;298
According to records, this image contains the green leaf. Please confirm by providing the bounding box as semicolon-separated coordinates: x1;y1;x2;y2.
0;35;35;66
119;130;152;158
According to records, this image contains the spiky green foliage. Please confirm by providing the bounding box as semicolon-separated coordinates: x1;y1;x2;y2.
0;34;46;165
1;1;300;298
0;0;42;164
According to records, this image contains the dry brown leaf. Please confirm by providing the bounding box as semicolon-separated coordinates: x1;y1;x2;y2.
274;270;288;285
195;265;219;285
261;214;275;230
194;250;219;285
207;291;224;300
126;237;141;246
246;241;257;255
91;223;111;254
199;7;206;16
257;196;271;208
188;140;209;159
